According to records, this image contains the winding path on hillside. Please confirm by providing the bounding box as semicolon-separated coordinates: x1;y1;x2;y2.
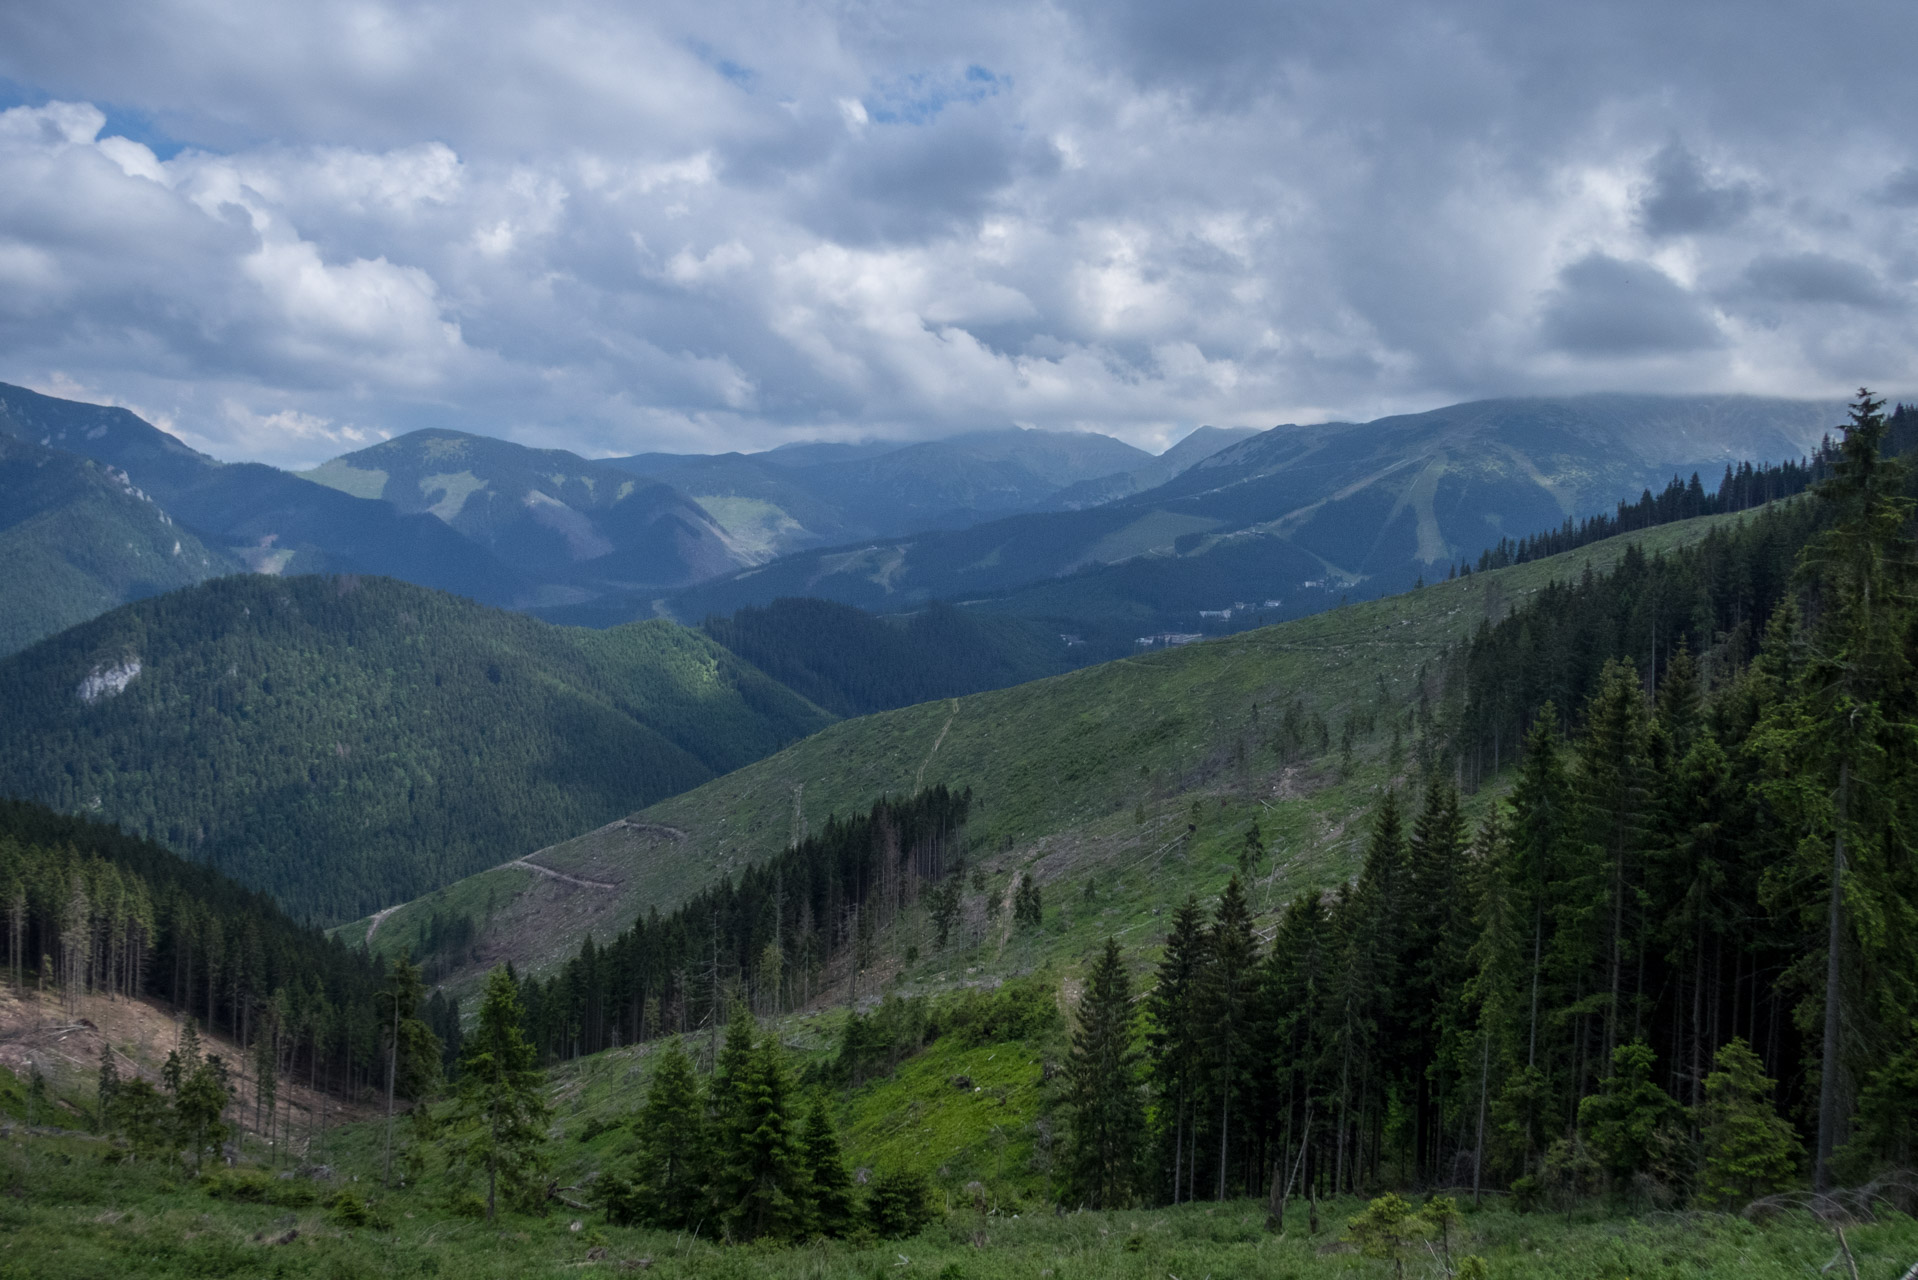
915;699;959;792
363;905;400;943
509;857;616;891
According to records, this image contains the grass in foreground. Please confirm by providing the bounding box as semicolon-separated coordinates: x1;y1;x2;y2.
5;1132;1916;1280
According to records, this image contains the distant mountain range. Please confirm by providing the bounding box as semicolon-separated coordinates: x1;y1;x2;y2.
0;382;526;648
299;430;750;606
657;394;1842;648
0;378;1261;653
602;425;1251;558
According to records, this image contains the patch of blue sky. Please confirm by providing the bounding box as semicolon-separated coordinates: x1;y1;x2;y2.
687;40;757;89
0;77;197;159
862;64;1005;125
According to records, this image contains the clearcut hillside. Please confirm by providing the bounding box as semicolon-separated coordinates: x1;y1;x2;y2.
345;506;1759;984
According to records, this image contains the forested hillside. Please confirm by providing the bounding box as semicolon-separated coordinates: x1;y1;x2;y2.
701;597;1076;717
0;575;830;921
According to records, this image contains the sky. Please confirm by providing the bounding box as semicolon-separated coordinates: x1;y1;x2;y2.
0;1;1912;469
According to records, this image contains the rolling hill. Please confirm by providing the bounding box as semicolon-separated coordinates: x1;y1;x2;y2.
0;433;239;654
0;573;832;922
341;504;1762;982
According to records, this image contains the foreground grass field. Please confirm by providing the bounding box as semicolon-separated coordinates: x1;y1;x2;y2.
5;1131;1916;1280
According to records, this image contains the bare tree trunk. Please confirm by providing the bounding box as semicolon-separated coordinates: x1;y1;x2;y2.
1815;762;1849;1191
382;993;399;1188
1473;1031;1490;1204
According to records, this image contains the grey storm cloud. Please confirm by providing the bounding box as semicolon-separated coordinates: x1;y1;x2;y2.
0;0;1914;467
1638;144;1754;238
1738;253;1901;312
1544;255;1724;357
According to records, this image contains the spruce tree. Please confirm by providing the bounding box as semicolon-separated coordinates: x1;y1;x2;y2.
712;1028;807;1241
1508;704;1574;1073
617;1037;705;1227
799;1094;856;1237
1063;937;1144;1209
1697;1038;1801;1208
1463;805;1523;1194
1837;1021;1918;1179
1146;895;1208;1203
1201;876;1258;1199
1575;660;1653;1070
1406;781;1469;1183
445;965;551;1220
1755;389;1917;1189
1577;1040;1683;1190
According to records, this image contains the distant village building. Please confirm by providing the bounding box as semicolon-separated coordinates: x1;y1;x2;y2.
1135;632;1204;649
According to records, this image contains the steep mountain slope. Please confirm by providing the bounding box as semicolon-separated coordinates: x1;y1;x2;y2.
344;506;1756;980
661;394;1838;636
0;434;239;654
0;382;526;606
0;574;831;922
605;428;1157;559
301;429;749;601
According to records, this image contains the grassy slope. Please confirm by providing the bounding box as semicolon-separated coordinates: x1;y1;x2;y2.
354;509;1755;985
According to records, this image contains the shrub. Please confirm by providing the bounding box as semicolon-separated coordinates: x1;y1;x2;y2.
326;1188;391;1230
202;1167;317;1207
866;1169;937;1240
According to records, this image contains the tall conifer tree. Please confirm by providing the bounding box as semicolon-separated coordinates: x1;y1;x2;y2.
445;966;551;1220
1064;937;1143;1208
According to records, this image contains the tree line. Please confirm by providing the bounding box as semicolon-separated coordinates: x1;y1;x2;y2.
1052;391;1917;1211
515;787;974;1061
1467;456;1826;578
1;798;462;1145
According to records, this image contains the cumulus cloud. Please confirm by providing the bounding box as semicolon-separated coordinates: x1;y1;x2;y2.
0;0;1912;466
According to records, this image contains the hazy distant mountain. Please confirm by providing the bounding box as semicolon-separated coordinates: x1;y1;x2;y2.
661;394;1842;641
302;429;751;603
0;382;526;607
0;434;239;654
1047;425;1263;507
604;427;1158;558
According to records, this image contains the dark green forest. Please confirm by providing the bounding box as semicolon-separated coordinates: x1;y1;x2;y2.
702;597;1074;717
0;574;831;921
